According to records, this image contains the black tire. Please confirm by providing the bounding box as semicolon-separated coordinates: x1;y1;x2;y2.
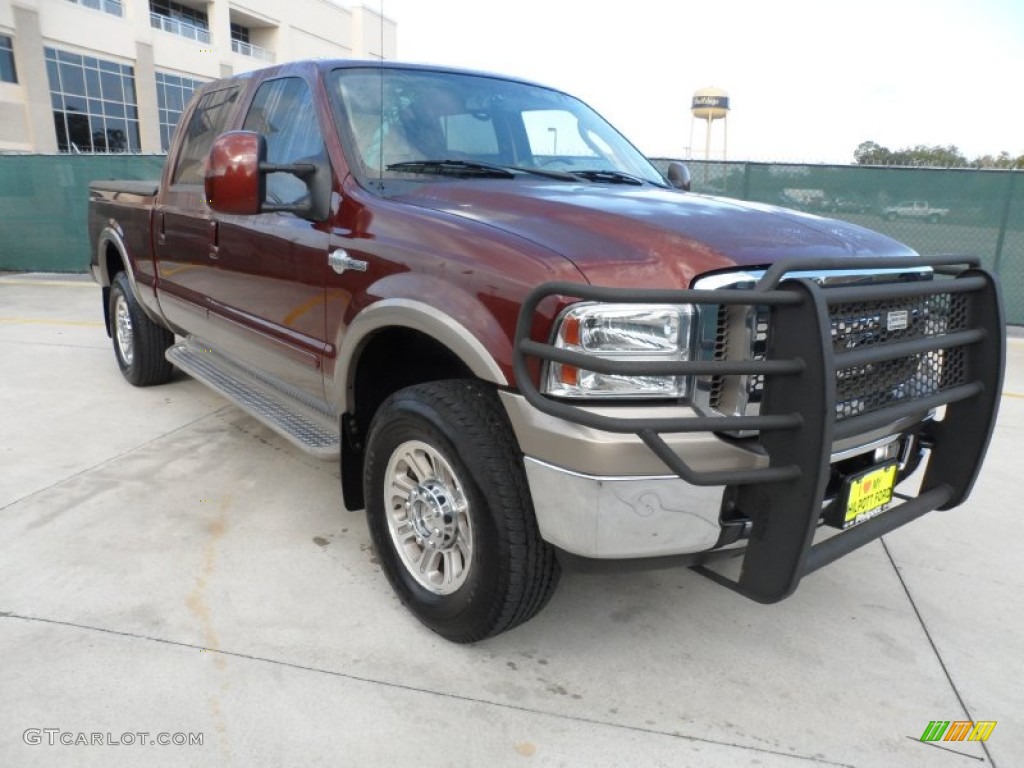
109;271;174;386
364;379;560;643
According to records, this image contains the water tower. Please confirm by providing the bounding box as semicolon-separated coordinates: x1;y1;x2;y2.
690;87;730;161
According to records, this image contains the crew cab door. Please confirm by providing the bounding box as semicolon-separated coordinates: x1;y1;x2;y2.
202;75;334;399
155;84;244;335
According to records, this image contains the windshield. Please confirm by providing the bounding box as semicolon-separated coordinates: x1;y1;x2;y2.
327;67;666;191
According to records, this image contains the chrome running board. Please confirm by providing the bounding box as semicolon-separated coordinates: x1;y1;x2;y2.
167;338;339;458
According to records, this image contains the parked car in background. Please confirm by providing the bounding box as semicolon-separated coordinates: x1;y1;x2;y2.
820;196;872;214
882;200;950;223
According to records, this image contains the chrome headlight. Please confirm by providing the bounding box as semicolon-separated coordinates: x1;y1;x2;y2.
545;303;694;398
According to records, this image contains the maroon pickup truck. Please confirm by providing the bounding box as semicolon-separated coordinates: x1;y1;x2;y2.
89;60;1004;642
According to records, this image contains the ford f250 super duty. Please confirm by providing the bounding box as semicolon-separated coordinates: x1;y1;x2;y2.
89;60;1005;642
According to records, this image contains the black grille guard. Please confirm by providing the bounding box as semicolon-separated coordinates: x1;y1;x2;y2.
512;255;1005;603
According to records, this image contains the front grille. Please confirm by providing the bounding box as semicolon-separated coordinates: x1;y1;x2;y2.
829;293;969;419
707;308;730;408
703;280;970;424
707;305;768;412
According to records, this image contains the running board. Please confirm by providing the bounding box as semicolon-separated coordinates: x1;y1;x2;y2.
167;339;339;458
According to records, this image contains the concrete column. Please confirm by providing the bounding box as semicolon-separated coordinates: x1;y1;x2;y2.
12;4;57;153
129;0;155;42
275;20;291;63
134;41;161;153
209;0;232;70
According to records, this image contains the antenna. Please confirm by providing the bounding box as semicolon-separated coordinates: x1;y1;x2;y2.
378;0;384;187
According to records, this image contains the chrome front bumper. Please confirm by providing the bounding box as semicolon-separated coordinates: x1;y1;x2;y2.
501;391;925;560
500;390;750;558
522;458;724;558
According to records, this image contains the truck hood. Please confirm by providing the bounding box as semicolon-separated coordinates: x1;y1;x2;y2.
396;181;918;287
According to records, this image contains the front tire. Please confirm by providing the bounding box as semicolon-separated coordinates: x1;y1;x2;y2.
364;380;560;643
109;271;174;386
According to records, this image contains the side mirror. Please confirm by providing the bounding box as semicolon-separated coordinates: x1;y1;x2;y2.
666;161;691;192
205;131;265;215
205;130;331;221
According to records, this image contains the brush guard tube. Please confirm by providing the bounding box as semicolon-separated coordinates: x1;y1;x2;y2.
512;255;1004;603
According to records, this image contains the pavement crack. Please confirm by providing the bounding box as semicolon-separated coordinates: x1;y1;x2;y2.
882;538;997;767
1;610;855;767
904;736;985;762
0;406;232;513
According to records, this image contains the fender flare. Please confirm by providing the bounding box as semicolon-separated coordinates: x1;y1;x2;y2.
330;297;509;415
96;225;166;328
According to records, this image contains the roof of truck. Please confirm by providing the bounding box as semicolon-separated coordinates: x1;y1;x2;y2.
203;58;549;92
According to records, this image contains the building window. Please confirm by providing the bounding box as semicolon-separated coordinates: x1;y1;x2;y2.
150;0;210;44
45;47;140;153
65;0;124;17
0;35;16;84
156;71;204;151
230;23;250;45
230;21;273;61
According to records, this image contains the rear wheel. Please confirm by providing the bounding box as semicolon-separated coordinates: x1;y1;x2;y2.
109;271;174;386
364;380;560;643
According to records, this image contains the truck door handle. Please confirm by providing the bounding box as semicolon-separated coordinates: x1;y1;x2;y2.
328;249;368;274
209;220;219;259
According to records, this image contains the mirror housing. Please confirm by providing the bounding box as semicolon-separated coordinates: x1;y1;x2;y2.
205;130;331;221
205;131;265;215
666;161;691;192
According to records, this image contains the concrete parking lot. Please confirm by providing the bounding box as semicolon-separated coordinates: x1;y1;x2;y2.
2;273;1022;768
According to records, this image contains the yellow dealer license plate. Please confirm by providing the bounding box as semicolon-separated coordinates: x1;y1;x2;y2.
840;462;898;529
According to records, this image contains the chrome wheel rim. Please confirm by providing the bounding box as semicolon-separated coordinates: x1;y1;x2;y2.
114;293;134;366
384;440;473;595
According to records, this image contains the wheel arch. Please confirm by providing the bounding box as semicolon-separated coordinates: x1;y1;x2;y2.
333;300;511;511
96;226;157;336
97;227;130;335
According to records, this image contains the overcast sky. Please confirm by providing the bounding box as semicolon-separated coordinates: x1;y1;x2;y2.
375;0;1024;164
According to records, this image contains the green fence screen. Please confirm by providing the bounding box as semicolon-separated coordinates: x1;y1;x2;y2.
1;154;1021;323
0;154;165;272
654;159;1023;324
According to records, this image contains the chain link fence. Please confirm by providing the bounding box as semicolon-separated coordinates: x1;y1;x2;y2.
653;159;1023;324
1;154;1021;323
0;154;165;272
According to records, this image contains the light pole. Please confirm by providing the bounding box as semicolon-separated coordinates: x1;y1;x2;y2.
547;127;557;156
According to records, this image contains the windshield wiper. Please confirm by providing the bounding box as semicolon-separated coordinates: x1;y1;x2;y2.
386;159;577;181
570;169;646;186
387;160;516;178
498;164;578;181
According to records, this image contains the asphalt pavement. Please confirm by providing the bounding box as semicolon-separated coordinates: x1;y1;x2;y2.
1;273;1022;768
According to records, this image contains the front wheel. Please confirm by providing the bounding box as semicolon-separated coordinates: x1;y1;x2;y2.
364;380;560;643
109;271;174;386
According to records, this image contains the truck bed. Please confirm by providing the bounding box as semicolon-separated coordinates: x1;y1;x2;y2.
88;179;159;198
